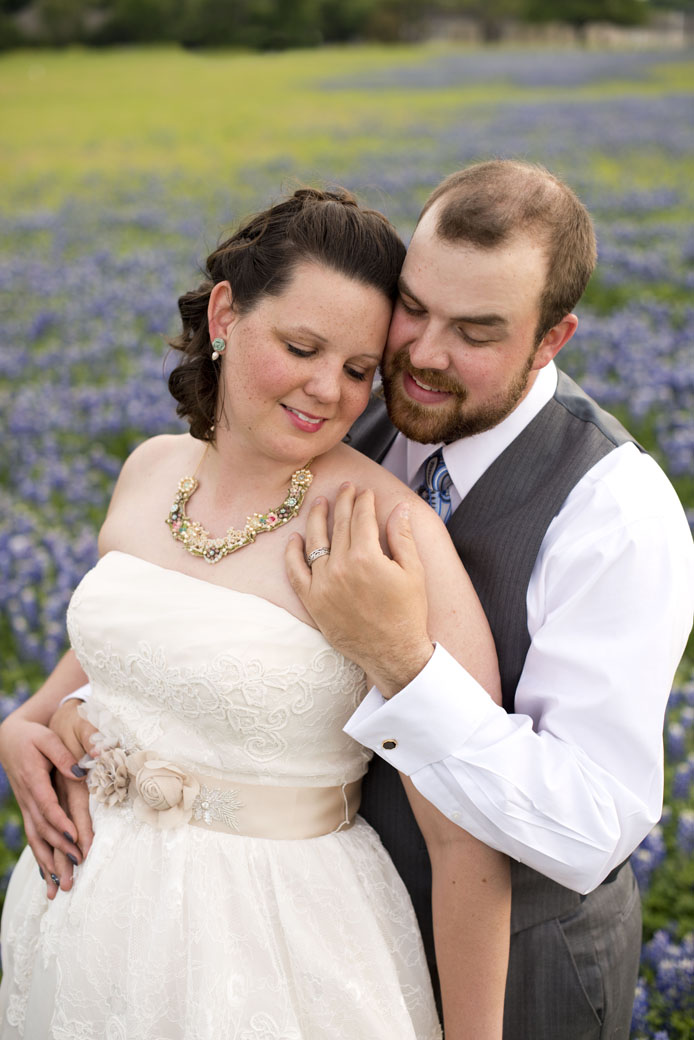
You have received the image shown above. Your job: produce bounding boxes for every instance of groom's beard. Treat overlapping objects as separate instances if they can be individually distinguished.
[381,347,536,444]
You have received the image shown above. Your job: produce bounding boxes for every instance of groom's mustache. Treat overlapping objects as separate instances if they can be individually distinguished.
[385,348,468,399]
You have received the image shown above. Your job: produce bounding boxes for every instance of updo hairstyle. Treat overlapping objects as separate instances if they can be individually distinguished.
[168,187,406,441]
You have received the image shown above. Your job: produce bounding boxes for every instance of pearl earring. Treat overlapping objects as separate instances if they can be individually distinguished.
[211,337,226,361]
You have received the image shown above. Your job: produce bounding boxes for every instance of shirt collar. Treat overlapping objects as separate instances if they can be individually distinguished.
[402,362,558,501]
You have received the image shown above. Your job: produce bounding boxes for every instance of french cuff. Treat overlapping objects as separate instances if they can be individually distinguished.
[58,683,92,708]
[344,642,497,775]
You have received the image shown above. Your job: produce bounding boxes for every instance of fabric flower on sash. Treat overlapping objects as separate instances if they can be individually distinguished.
[126,752,200,830]
[89,747,130,807]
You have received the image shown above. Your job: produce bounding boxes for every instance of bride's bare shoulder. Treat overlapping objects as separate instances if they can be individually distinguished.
[326,448,469,594]
[106,433,200,506]
[98,434,202,554]
[117,433,199,480]
[319,442,424,516]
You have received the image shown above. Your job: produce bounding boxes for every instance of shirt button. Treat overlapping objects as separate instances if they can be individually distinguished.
[381,739,398,751]
[451,811,461,822]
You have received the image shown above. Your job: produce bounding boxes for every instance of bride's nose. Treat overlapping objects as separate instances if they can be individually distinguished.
[303,363,342,404]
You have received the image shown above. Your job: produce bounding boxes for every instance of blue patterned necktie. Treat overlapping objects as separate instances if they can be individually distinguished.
[417,449,453,524]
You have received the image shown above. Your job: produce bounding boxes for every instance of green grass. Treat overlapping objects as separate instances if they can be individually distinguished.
[3,44,694,205]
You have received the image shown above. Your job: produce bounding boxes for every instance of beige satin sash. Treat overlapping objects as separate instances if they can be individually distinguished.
[91,745,362,839]
[186,772,363,839]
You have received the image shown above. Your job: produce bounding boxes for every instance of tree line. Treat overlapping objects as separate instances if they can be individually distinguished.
[0,0,679,50]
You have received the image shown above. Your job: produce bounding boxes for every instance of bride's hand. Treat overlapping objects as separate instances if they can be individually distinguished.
[47,701,97,895]
[0,711,88,896]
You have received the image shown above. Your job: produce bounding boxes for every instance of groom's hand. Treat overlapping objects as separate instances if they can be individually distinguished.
[285,483,434,697]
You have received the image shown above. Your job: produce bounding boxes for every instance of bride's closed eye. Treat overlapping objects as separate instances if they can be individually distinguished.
[286,344,370,382]
[344,366,369,382]
[286,344,314,358]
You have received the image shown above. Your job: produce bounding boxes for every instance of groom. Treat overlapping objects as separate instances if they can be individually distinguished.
[287,160,694,1039]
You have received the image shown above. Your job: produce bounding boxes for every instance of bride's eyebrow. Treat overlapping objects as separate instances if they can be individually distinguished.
[351,352,382,362]
[278,324,329,344]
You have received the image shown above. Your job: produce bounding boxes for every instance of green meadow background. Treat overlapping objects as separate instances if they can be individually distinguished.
[1,42,693,1037]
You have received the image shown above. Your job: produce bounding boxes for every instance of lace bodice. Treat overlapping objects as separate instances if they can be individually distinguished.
[66,552,371,787]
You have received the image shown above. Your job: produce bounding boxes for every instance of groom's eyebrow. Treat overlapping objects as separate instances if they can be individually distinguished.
[398,276,508,329]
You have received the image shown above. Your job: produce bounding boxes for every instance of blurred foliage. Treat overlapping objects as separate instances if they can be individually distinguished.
[526,0,649,29]
[0,0,669,49]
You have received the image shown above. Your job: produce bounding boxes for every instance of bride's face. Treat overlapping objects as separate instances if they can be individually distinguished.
[209,261,392,464]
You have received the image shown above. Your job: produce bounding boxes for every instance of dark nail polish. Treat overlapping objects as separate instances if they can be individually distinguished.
[71,764,87,778]
[50,873,60,886]
[63,831,76,843]
[67,853,78,866]
[39,866,45,880]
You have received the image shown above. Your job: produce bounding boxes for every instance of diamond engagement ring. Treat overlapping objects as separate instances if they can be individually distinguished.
[306,547,331,567]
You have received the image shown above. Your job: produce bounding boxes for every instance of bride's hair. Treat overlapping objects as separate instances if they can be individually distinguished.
[168,186,405,442]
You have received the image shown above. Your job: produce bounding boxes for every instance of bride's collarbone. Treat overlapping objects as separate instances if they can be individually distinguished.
[103,517,308,607]
[100,454,319,608]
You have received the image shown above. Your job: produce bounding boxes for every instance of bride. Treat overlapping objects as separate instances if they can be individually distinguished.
[0,187,509,1039]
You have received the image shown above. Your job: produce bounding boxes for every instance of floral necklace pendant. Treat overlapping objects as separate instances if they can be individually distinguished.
[165,463,313,564]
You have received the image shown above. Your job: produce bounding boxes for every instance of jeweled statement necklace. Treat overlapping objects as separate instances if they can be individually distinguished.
[166,457,313,565]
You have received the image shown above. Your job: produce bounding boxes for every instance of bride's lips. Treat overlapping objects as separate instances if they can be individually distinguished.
[403,370,454,405]
[282,404,327,433]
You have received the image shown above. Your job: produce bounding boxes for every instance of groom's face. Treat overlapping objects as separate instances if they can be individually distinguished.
[381,204,551,444]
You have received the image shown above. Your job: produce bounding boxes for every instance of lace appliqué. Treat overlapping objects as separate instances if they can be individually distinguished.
[68,589,371,785]
[193,784,244,830]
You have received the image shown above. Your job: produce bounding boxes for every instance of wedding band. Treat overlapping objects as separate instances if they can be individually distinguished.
[306,547,331,567]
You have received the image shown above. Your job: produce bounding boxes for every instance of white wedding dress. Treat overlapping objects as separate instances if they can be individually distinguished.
[0,552,441,1040]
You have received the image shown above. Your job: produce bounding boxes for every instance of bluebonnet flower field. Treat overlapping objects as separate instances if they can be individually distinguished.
[1,43,693,1037]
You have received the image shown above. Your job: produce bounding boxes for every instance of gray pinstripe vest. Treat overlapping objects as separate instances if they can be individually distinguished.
[345,370,638,991]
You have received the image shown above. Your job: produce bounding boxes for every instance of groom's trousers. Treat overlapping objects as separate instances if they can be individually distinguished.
[503,863,641,1040]
[361,753,642,1040]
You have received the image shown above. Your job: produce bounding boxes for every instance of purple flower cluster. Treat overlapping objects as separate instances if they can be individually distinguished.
[597,222,694,292]
[324,49,690,91]
[631,825,668,892]
[630,978,651,1037]
[635,678,694,884]
[671,755,694,801]
[631,674,694,1037]
[564,302,694,478]
[0,204,206,681]
[643,930,694,1010]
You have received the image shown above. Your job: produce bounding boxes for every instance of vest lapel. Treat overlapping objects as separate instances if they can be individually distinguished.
[447,370,636,711]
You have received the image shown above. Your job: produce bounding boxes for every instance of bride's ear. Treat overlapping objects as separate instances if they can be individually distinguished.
[208,281,238,342]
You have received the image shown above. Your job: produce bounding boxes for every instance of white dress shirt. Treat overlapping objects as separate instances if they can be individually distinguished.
[345,362,694,894]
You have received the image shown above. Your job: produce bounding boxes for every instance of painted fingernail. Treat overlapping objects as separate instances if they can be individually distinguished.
[38,866,45,880]
[71,764,87,778]
[67,853,79,866]
[63,831,76,843]
[50,873,60,886]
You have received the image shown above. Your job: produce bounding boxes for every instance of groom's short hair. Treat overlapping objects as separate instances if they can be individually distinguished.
[420,160,597,340]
